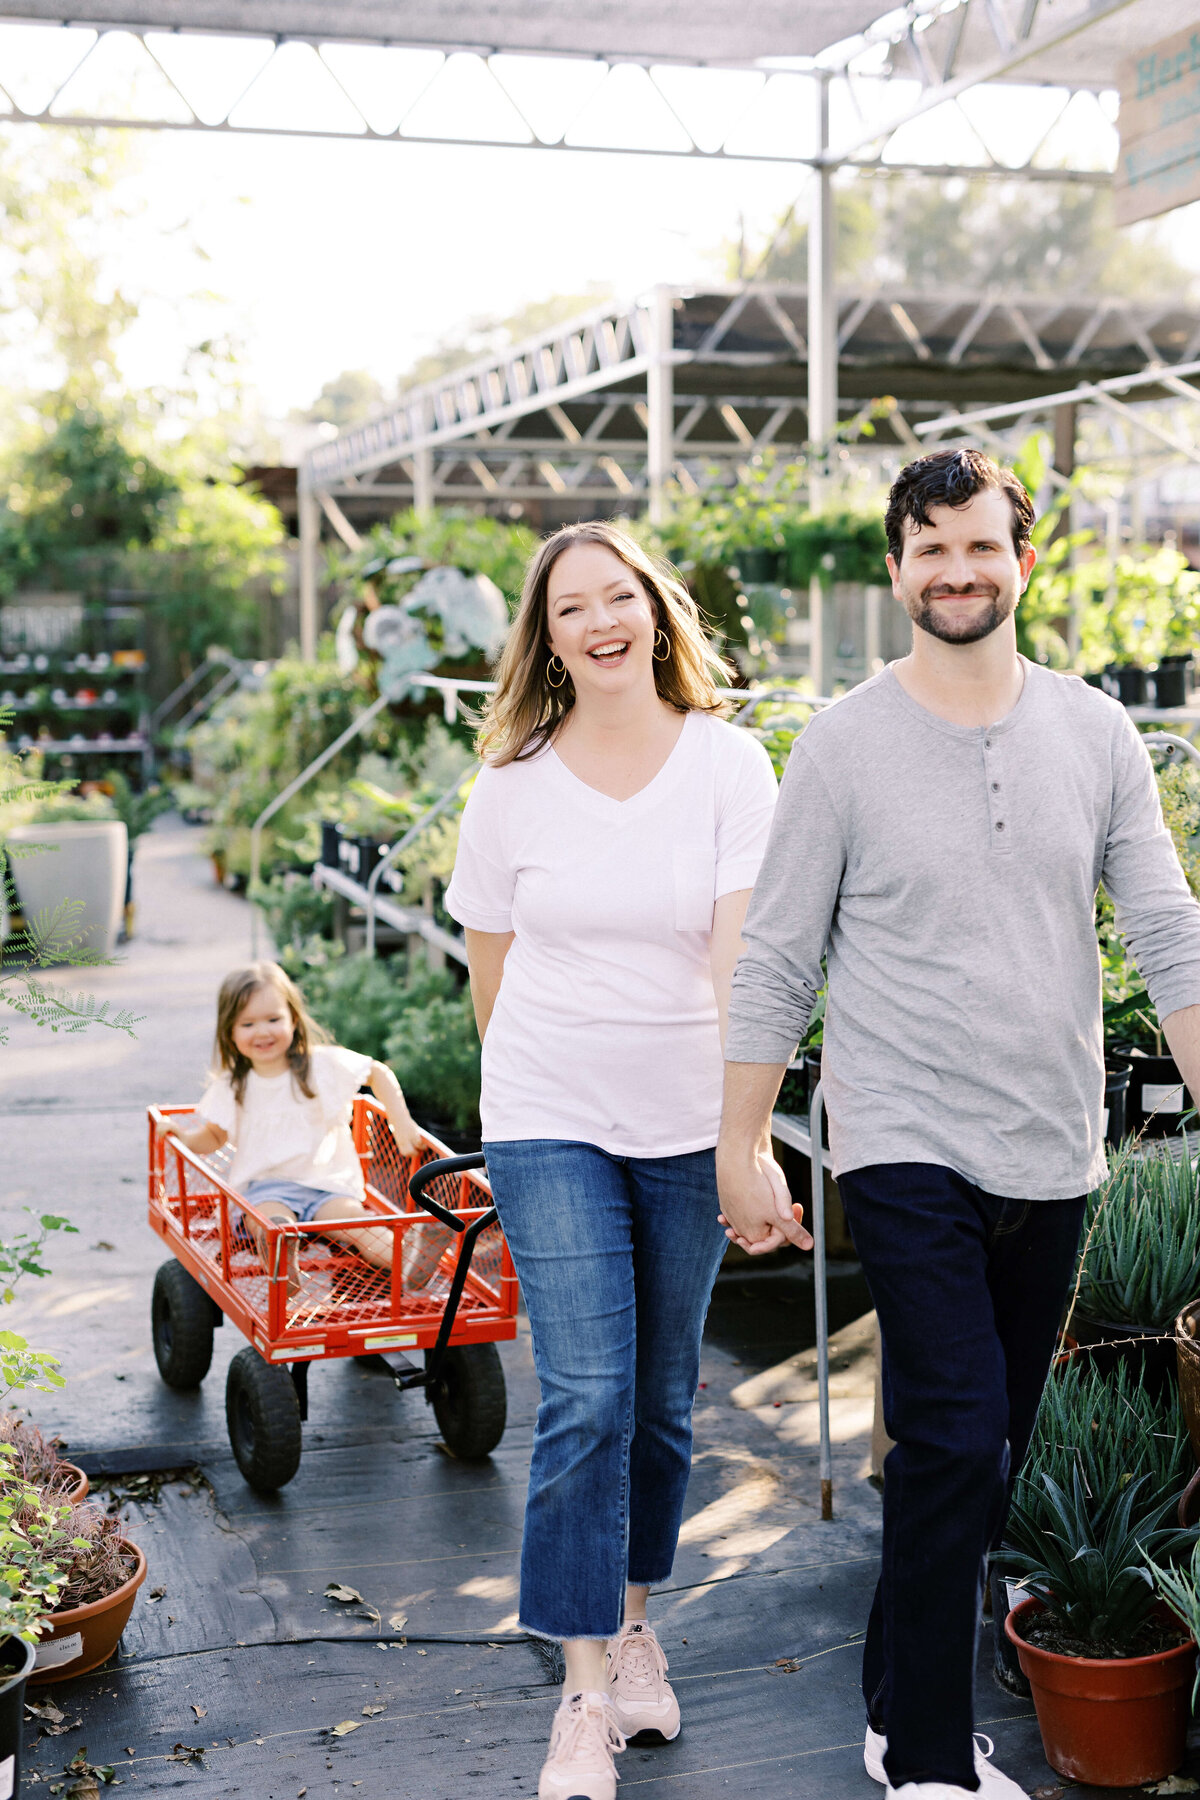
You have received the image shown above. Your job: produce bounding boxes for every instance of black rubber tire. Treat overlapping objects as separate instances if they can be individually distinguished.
[151,1259,216,1389]
[426,1343,507,1459]
[225,1347,303,1491]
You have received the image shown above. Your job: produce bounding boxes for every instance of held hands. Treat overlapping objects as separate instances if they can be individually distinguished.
[716,1144,814,1256]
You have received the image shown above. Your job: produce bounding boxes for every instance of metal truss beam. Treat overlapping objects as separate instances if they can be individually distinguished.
[915,358,1200,438]
[0,15,1117,181]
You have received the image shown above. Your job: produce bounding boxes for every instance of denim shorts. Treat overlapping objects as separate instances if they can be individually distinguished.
[242,1179,342,1223]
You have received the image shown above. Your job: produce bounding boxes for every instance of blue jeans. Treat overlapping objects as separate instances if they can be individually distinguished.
[838,1163,1086,1791]
[482,1140,728,1641]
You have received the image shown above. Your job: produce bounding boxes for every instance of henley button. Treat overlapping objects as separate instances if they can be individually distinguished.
[985,738,992,748]
[991,781,1000,792]
[995,820,1005,832]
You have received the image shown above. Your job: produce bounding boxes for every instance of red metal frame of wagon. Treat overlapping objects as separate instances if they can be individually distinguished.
[147,1096,516,1364]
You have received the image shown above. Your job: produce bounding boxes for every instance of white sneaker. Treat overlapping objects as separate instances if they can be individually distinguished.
[605,1619,681,1742]
[867,1727,1027,1798]
[538,1690,626,1800]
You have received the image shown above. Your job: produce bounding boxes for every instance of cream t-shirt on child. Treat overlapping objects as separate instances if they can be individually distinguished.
[199,1043,372,1198]
[445,710,778,1157]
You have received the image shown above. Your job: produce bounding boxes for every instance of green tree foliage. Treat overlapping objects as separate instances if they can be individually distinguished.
[743,176,1196,300]
[299,368,386,430]
[339,508,536,615]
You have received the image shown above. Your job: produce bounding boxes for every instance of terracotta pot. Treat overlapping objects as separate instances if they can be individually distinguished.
[1005,1596,1196,1787]
[29,1539,147,1685]
[50,1462,88,1506]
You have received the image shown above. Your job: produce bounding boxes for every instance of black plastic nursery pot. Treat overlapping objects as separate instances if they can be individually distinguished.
[1117,1049,1193,1138]
[0,1634,36,1794]
[320,820,341,868]
[1103,1059,1132,1146]
[1107,664,1149,706]
[733,547,783,584]
[1153,661,1191,710]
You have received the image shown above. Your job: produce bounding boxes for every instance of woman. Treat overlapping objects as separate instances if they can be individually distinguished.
[445,521,783,1800]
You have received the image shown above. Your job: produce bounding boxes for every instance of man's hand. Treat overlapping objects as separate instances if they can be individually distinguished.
[716,1144,814,1255]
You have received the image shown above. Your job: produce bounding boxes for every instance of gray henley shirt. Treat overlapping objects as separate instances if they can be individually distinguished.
[725,660,1200,1199]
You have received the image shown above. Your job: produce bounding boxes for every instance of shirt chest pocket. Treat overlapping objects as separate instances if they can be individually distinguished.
[673,848,716,933]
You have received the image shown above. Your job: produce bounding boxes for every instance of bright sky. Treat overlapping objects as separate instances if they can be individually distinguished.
[0,22,1178,426]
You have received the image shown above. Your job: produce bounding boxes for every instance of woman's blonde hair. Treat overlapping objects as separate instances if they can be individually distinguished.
[213,961,330,1106]
[477,521,733,765]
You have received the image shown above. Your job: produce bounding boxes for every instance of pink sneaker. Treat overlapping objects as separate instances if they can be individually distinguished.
[606,1620,680,1742]
[538,1691,625,1800]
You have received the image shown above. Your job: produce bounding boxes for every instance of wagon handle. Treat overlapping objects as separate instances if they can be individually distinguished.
[408,1152,488,1231]
[408,1153,497,1396]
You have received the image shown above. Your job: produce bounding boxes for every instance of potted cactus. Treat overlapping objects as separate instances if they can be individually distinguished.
[1069,1138,1200,1389]
[1001,1468,1197,1787]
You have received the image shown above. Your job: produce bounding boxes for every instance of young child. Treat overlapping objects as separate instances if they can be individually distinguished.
[165,961,444,1295]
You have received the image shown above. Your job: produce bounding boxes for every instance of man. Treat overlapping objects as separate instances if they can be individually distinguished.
[716,447,1200,1800]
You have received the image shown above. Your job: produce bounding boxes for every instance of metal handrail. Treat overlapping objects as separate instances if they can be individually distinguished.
[1143,732,1200,768]
[364,766,477,956]
[172,661,248,738]
[149,649,240,733]
[809,1079,833,1523]
[249,692,391,956]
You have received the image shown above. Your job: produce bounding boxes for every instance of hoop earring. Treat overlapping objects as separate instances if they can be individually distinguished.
[546,653,568,689]
[653,628,671,662]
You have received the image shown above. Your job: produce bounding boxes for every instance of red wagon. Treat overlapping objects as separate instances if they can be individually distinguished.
[147,1098,516,1490]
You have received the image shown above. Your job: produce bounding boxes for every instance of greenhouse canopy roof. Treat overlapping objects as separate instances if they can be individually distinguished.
[1,0,1193,86]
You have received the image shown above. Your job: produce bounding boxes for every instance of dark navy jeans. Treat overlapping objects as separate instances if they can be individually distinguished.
[482,1139,727,1642]
[837,1163,1086,1792]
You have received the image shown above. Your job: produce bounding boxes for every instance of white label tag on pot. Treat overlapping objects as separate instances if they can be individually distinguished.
[34,1631,82,1670]
[1144,1082,1184,1114]
[0,1752,13,1799]
[1004,1581,1029,1614]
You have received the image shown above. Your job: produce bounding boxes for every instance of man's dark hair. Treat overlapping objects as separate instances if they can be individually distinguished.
[884,448,1035,565]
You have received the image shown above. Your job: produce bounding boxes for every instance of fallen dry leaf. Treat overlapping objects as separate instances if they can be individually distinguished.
[324,1583,365,1605]
[190,1705,207,1719]
[330,1720,361,1738]
[65,1780,99,1800]
[123,1751,134,1760]
[416,1648,427,1656]
[93,1241,116,1251]
[1147,1780,1200,1797]
[387,1611,408,1632]
[168,1744,205,1765]
[361,1704,385,1717]
[147,1588,166,1603]
[26,1701,65,1725]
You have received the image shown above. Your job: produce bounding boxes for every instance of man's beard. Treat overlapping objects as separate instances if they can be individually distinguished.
[903,584,1015,646]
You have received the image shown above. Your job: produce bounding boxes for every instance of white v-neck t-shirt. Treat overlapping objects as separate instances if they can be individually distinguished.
[445,710,777,1157]
[198,1043,373,1197]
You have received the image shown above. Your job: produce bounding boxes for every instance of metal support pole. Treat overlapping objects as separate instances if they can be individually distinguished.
[647,284,675,527]
[413,399,435,521]
[809,1079,833,1521]
[807,74,837,513]
[298,463,320,663]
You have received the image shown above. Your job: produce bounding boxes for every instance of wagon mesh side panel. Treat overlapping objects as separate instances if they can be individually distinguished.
[150,1103,512,1346]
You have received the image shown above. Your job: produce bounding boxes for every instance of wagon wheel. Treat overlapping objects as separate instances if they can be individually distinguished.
[226,1347,302,1491]
[151,1259,216,1389]
[425,1343,507,1460]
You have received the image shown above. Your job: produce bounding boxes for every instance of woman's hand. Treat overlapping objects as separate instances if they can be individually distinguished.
[715,1144,813,1255]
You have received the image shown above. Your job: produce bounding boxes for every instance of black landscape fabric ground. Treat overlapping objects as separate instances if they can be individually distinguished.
[3,821,1198,1797]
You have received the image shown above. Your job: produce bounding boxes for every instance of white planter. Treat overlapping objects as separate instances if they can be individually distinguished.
[4,821,128,958]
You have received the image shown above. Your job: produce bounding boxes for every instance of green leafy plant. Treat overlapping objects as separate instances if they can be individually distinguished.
[0,1453,74,1642]
[0,1210,76,1306]
[294,951,459,1067]
[1072,1138,1200,1330]
[999,1467,1194,1657]
[103,769,172,846]
[384,988,481,1133]
[1008,1354,1190,1543]
[1147,1537,1200,1702]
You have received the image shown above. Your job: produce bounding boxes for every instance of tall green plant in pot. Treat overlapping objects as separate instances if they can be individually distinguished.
[1068,1138,1200,1386]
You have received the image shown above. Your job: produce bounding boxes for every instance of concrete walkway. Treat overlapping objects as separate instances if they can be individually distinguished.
[0,820,1164,1798]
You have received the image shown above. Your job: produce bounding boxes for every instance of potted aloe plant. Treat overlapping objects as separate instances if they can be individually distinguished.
[1069,1138,1200,1388]
[1000,1468,1197,1786]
